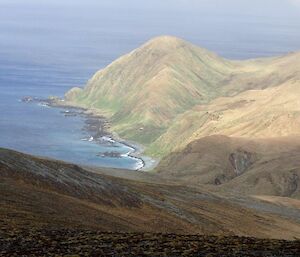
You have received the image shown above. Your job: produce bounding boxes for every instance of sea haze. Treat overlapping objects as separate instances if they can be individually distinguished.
[0,0,299,169]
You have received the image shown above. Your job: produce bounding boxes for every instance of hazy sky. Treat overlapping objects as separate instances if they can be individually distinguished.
[0,0,299,68]
[1,0,300,13]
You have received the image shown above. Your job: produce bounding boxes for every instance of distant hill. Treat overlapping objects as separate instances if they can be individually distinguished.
[65,36,234,144]
[65,36,300,157]
[1,148,300,239]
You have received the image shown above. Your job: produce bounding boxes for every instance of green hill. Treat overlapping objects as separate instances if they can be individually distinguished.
[65,36,300,156]
[65,36,234,144]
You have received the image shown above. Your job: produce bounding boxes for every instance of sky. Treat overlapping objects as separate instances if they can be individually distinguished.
[0,0,299,67]
[290,0,300,6]
[1,0,300,12]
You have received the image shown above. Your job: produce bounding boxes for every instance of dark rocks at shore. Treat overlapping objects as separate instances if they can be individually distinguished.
[97,151,122,158]
[83,117,111,141]
[1,230,299,257]
[21,96,85,111]
[60,110,81,117]
[21,96,52,106]
[21,96,61,105]
[21,96,35,102]
[20,95,145,167]
[21,95,110,138]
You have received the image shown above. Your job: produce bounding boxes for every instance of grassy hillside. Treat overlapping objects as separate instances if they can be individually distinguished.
[65,35,300,155]
[65,36,235,144]
[1,148,300,239]
[147,68,300,156]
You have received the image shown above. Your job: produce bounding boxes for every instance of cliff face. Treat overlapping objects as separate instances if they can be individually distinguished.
[229,150,257,176]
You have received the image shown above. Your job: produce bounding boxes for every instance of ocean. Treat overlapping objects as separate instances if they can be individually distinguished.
[0,0,300,169]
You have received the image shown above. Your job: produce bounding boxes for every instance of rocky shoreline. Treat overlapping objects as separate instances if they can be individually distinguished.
[21,96,148,171]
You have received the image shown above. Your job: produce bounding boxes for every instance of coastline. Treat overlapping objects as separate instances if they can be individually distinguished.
[58,100,159,171]
[112,134,160,171]
[22,96,158,171]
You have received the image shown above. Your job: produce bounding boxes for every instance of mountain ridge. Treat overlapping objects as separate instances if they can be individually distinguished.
[64,35,300,156]
[65,35,235,144]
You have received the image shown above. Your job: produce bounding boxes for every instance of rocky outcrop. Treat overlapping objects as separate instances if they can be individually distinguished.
[229,149,257,176]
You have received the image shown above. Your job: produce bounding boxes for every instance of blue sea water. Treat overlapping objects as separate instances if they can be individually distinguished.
[0,0,300,169]
[0,62,142,169]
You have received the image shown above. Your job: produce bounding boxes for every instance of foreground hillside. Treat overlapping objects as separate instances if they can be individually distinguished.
[1,148,300,240]
[64,35,300,157]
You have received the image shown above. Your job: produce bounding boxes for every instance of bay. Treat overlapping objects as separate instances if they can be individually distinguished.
[0,0,299,169]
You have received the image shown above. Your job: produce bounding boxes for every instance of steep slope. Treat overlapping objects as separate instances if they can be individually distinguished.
[1,148,300,239]
[148,72,300,156]
[65,36,234,144]
[65,36,300,149]
[156,135,300,199]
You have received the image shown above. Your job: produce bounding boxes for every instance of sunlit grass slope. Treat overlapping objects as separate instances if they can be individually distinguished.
[65,36,300,155]
[65,36,234,144]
